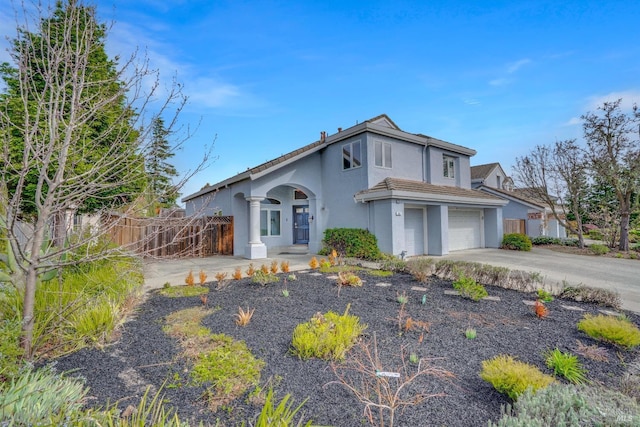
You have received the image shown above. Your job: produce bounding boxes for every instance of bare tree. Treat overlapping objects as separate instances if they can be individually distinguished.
[582,99,640,251]
[513,140,588,248]
[0,1,211,358]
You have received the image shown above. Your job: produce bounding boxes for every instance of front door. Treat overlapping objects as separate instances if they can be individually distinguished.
[293,206,309,244]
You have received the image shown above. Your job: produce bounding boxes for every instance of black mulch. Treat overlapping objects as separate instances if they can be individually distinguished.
[51,270,640,426]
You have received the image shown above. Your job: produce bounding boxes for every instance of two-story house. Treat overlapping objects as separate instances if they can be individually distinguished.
[471,162,566,238]
[183,115,507,259]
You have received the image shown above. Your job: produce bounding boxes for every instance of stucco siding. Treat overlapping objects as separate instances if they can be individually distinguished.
[367,135,424,184]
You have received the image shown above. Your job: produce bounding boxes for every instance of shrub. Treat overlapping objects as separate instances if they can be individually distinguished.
[490,383,639,427]
[253,388,312,427]
[185,270,195,286]
[536,289,554,302]
[322,228,382,261]
[501,233,532,251]
[589,243,610,255]
[577,314,640,349]
[291,304,366,360]
[480,355,555,400]
[0,317,24,381]
[337,271,363,287]
[379,254,407,272]
[544,348,587,384]
[559,285,621,309]
[531,236,560,246]
[252,270,279,286]
[452,274,488,301]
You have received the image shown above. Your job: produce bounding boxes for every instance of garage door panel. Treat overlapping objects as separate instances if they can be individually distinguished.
[449,210,481,251]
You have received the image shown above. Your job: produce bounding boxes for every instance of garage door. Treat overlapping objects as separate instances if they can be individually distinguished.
[404,208,424,256]
[449,209,482,251]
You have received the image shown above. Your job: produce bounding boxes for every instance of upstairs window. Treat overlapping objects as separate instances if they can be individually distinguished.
[443,155,455,179]
[374,140,392,168]
[342,140,362,170]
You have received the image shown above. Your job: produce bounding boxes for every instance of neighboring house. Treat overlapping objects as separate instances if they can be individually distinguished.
[183,115,508,259]
[471,162,566,238]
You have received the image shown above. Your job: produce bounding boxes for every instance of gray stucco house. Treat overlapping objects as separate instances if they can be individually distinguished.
[183,115,508,259]
[471,162,566,238]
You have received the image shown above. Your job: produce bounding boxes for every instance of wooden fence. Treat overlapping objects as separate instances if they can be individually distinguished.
[106,214,234,258]
[504,219,526,235]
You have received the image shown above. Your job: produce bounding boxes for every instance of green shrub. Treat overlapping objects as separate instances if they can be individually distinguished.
[589,243,610,255]
[588,229,604,240]
[322,228,382,261]
[379,253,407,272]
[531,236,561,246]
[452,274,488,301]
[253,388,313,427]
[252,270,280,285]
[559,285,621,309]
[490,383,639,427]
[291,304,366,360]
[536,289,554,303]
[501,234,532,251]
[544,349,587,384]
[480,355,555,400]
[577,314,640,349]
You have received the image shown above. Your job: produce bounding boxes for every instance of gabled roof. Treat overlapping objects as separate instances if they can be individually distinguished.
[183,114,477,202]
[354,178,507,206]
[470,163,500,181]
[476,185,547,210]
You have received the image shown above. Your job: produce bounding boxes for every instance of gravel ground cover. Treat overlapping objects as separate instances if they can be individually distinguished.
[52,269,640,426]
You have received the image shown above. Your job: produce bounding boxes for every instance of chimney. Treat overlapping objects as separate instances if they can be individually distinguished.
[338,127,342,132]
[320,131,326,142]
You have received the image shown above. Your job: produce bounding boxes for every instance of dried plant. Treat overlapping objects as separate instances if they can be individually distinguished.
[534,300,548,318]
[200,294,208,306]
[232,267,243,280]
[215,272,229,290]
[309,257,319,269]
[403,317,430,334]
[235,307,255,327]
[185,270,195,286]
[329,250,337,266]
[198,270,207,285]
[270,261,279,274]
[246,264,256,277]
[573,340,609,362]
[327,333,454,427]
[260,264,269,274]
[337,271,363,287]
[280,261,290,273]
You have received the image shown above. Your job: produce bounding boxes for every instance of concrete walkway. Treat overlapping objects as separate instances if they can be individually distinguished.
[440,247,640,313]
[142,247,315,293]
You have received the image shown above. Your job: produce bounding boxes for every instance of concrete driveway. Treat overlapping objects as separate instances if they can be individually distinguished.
[440,247,640,313]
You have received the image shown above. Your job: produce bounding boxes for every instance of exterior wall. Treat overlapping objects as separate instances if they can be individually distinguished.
[426,205,448,255]
[483,208,503,248]
[370,200,394,254]
[482,166,507,190]
[425,146,472,188]
[367,135,425,184]
[502,201,529,223]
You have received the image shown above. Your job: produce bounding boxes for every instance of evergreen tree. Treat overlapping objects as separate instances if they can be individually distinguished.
[146,117,179,212]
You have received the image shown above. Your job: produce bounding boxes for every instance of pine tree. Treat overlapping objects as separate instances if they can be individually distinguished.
[146,117,179,213]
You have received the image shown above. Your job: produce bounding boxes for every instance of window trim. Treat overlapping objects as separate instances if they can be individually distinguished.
[443,155,456,179]
[342,140,362,170]
[260,208,281,237]
[374,140,392,168]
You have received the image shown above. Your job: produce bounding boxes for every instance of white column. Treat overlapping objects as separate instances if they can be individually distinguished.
[245,196,267,259]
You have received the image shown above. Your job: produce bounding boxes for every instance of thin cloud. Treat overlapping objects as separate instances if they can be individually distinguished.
[489,78,510,87]
[507,58,532,73]
[585,91,640,111]
[563,117,581,126]
[463,98,481,106]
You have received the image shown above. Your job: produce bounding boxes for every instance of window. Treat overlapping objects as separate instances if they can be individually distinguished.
[496,175,501,189]
[260,209,281,236]
[342,140,361,170]
[374,140,392,168]
[443,155,455,179]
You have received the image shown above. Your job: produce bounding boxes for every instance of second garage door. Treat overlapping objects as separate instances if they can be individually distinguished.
[448,209,482,251]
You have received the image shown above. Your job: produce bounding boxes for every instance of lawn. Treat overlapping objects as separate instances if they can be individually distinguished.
[52,267,640,426]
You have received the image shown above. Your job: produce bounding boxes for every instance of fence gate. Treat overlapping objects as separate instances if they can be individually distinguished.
[106,214,234,258]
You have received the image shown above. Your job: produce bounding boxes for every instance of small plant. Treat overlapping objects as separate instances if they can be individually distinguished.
[536,288,554,302]
[501,233,532,251]
[559,285,621,309]
[396,291,409,304]
[452,273,488,301]
[589,243,610,255]
[337,271,363,287]
[421,294,427,305]
[270,260,279,274]
[252,270,280,285]
[319,258,332,271]
[198,269,207,285]
[308,256,319,269]
[534,300,549,319]
[328,249,338,266]
[480,354,555,400]
[232,267,242,280]
[572,339,609,362]
[246,263,256,277]
[288,273,297,281]
[215,271,229,290]
[291,304,366,360]
[409,352,419,364]
[465,327,477,339]
[577,314,640,349]
[403,317,430,333]
[544,348,587,384]
[253,388,313,427]
[185,270,195,286]
[200,294,208,306]
[282,289,290,297]
[280,260,290,273]
[260,264,269,274]
[235,306,255,326]
[163,281,171,289]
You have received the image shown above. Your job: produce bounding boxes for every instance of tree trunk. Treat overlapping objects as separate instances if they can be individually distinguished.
[619,205,630,252]
[21,265,38,359]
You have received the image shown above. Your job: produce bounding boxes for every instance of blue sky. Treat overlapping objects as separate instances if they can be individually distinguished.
[2,1,639,202]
